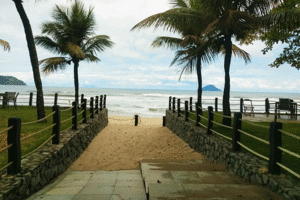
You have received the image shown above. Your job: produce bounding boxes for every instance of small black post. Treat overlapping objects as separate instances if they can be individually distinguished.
[90,97,94,119]
[240,98,243,114]
[169,96,172,110]
[52,105,60,144]
[163,116,166,126]
[7,117,21,175]
[185,101,189,121]
[54,93,58,106]
[265,98,270,117]
[215,98,218,112]
[103,95,106,109]
[196,102,200,126]
[172,97,176,113]
[135,115,138,126]
[232,112,242,152]
[207,106,213,135]
[269,122,283,174]
[81,94,84,108]
[100,95,103,111]
[190,97,193,112]
[95,96,99,114]
[72,101,78,130]
[82,99,87,123]
[29,92,33,106]
[177,99,181,117]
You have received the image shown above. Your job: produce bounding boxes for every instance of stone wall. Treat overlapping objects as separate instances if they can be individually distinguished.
[0,109,108,200]
[166,110,300,200]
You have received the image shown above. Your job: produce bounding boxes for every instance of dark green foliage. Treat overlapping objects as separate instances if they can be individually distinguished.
[0,75,26,85]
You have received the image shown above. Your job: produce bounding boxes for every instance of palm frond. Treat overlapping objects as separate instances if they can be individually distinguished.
[34,36,62,55]
[151,36,183,50]
[82,35,114,55]
[170,0,189,8]
[66,43,86,60]
[39,57,70,75]
[0,39,10,51]
[84,54,100,63]
[230,44,251,64]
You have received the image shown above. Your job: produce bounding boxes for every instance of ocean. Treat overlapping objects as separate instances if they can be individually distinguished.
[1,85,300,118]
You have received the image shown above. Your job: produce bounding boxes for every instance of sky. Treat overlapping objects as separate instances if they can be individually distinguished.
[0,0,299,93]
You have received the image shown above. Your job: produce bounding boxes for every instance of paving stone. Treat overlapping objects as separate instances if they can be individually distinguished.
[72,194,111,200]
[117,173,143,181]
[113,186,146,195]
[90,171,118,181]
[149,183,186,198]
[32,195,75,200]
[54,180,89,188]
[86,178,116,187]
[115,180,145,188]
[45,186,83,195]
[78,185,114,195]
[62,173,93,181]
[111,194,147,200]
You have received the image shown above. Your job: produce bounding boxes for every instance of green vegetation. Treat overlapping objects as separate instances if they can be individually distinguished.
[186,110,300,178]
[0,106,90,169]
[0,75,26,86]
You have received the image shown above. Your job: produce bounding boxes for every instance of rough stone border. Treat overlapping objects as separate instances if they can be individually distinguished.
[165,110,300,200]
[0,109,108,200]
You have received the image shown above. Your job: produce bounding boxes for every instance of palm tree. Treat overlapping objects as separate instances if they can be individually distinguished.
[12,0,46,120]
[0,39,10,51]
[35,0,114,106]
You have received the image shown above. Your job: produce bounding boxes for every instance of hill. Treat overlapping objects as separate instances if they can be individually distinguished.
[203,84,221,91]
[0,75,26,85]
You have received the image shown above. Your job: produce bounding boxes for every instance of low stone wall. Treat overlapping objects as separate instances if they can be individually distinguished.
[166,110,300,200]
[0,109,108,200]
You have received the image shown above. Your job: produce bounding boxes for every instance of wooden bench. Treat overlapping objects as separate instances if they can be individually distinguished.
[243,99,254,117]
[2,92,19,109]
[276,98,297,119]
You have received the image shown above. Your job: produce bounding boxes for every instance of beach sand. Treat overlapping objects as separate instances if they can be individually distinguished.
[68,115,210,171]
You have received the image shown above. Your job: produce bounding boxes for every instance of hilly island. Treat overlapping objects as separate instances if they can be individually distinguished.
[203,84,221,91]
[0,75,26,85]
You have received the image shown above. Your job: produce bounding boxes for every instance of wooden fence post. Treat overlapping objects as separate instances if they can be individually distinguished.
[173,97,176,113]
[196,102,200,126]
[185,101,189,121]
[190,97,193,112]
[163,116,166,126]
[52,105,60,144]
[83,99,87,123]
[81,94,84,108]
[103,95,106,108]
[215,98,218,112]
[177,99,181,117]
[100,95,103,111]
[90,97,94,119]
[265,98,270,117]
[54,93,58,106]
[207,106,213,135]
[135,115,138,126]
[240,98,243,114]
[29,92,33,106]
[268,121,283,174]
[72,101,77,130]
[95,96,99,114]
[7,117,21,175]
[169,96,172,110]
[232,112,242,152]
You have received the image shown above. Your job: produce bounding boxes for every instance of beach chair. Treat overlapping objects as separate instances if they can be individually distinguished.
[276,98,297,119]
[5,92,19,109]
[243,99,254,117]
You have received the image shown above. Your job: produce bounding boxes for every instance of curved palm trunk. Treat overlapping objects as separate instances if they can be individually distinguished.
[74,60,79,106]
[196,54,202,109]
[222,34,232,126]
[13,0,46,120]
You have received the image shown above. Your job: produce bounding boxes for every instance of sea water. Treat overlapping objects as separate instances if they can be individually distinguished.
[0,85,300,118]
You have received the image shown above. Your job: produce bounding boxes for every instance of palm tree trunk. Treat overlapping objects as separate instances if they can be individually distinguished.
[13,0,46,120]
[74,60,79,106]
[222,34,232,126]
[196,54,202,109]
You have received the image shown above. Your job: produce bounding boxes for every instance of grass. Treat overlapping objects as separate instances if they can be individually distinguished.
[185,110,300,179]
[0,105,91,170]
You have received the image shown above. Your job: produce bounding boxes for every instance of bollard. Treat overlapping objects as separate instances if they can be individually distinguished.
[103,95,106,108]
[215,98,218,112]
[269,122,283,174]
[185,101,189,121]
[95,96,99,114]
[265,98,270,117]
[90,97,94,119]
[163,116,166,127]
[29,92,33,106]
[177,99,181,117]
[169,96,172,110]
[54,93,58,106]
[135,115,138,126]
[172,97,176,113]
[190,97,193,112]
[7,117,21,175]
[207,106,213,135]
[240,98,243,114]
[100,95,103,111]
[82,99,87,123]
[196,102,200,126]
[72,101,78,130]
[52,105,60,144]
[232,112,242,152]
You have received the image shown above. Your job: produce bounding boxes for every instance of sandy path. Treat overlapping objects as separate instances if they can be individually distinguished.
[68,115,210,171]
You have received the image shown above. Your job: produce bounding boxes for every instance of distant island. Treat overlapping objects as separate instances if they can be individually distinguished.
[0,75,26,85]
[203,84,221,91]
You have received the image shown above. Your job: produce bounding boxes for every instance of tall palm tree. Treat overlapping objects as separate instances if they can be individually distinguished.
[0,39,10,51]
[12,0,46,120]
[35,0,114,106]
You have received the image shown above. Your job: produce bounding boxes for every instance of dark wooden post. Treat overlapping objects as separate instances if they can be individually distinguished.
[169,96,172,110]
[232,112,242,152]
[54,93,58,106]
[207,106,213,135]
[52,105,60,144]
[177,99,181,117]
[29,92,33,106]
[100,95,103,111]
[7,117,21,175]
[72,101,77,130]
[268,122,283,174]
[90,97,94,119]
[103,95,106,108]
[81,94,84,108]
[240,98,243,114]
[215,98,218,112]
[190,97,193,112]
[265,98,270,117]
[196,102,200,126]
[135,115,138,126]
[82,99,87,123]
[95,96,99,114]
[163,116,166,126]
[185,101,189,121]
[172,97,176,113]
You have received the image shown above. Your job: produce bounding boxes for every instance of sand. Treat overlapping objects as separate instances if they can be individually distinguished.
[68,115,210,171]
